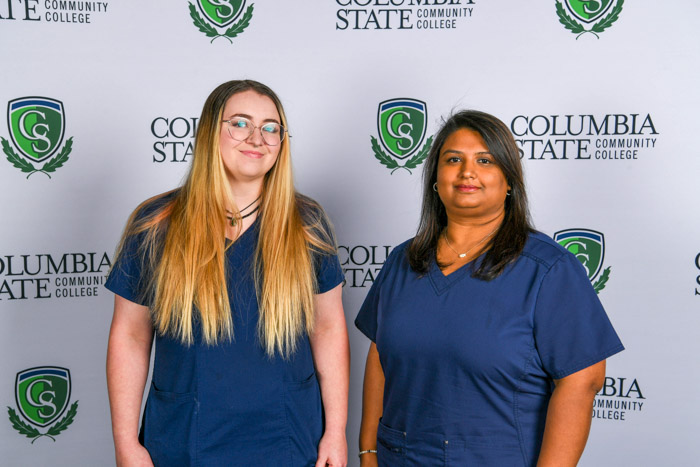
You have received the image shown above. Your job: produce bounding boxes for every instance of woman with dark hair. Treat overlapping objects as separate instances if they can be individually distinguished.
[106,80,349,466]
[355,110,623,466]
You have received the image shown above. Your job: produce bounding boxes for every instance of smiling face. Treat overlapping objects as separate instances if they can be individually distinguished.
[436,128,510,221]
[219,89,282,188]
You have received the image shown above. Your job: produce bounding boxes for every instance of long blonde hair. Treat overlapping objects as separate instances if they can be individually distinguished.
[114,80,335,358]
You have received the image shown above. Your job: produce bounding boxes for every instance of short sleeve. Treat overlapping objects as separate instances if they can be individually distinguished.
[105,192,176,305]
[308,206,344,294]
[105,231,152,306]
[314,250,344,294]
[534,252,624,379]
[354,281,380,342]
[354,243,405,342]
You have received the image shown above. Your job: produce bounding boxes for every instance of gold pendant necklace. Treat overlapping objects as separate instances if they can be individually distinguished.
[443,227,498,259]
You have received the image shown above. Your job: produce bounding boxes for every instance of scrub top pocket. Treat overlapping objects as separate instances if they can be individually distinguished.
[447,439,523,466]
[377,419,406,467]
[142,382,198,467]
[443,439,466,466]
[284,372,323,465]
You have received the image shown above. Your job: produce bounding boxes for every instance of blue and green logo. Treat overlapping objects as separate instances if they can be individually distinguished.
[554,228,611,293]
[189,0,254,44]
[556,0,624,39]
[7,366,79,443]
[2,97,73,178]
[371,98,433,174]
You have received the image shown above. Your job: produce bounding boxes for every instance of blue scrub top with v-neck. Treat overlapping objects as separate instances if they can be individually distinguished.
[106,196,344,467]
[355,232,623,466]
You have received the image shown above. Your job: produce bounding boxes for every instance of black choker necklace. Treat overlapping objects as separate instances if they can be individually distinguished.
[226,196,261,227]
[226,205,259,226]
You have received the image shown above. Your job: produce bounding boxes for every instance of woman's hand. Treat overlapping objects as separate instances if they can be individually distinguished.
[315,428,348,467]
[359,451,379,467]
[115,441,154,467]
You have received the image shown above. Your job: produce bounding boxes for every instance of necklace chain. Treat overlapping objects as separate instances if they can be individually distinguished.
[226,195,261,227]
[443,227,498,259]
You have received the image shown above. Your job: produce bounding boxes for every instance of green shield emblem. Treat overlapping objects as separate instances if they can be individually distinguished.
[377,99,427,160]
[197,0,245,27]
[554,229,605,280]
[564,0,614,23]
[15,367,71,428]
[8,97,65,163]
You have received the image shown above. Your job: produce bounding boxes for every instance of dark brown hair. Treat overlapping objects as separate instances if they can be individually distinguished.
[407,110,533,280]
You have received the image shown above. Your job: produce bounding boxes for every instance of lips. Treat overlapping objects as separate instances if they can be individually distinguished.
[455,184,480,192]
[240,150,264,159]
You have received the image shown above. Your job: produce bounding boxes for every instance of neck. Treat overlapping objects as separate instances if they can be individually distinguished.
[445,209,505,238]
[227,178,263,212]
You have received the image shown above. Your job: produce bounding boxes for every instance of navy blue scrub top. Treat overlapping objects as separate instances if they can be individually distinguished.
[355,232,623,467]
[106,197,344,467]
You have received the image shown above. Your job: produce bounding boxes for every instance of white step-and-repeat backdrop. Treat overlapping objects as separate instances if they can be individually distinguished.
[2,1,699,465]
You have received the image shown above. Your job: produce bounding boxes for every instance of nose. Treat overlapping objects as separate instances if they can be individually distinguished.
[460,158,476,178]
[246,126,264,146]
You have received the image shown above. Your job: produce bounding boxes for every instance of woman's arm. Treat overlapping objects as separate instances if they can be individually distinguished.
[358,342,384,467]
[106,295,155,467]
[310,284,350,467]
[537,360,606,467]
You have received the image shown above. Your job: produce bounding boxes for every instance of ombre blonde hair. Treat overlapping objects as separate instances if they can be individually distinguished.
[114,80,336,358]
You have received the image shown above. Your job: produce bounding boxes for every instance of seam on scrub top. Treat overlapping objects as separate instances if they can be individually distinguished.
[517,252,553,465]
[519,250,559,270]
[194,334,200,465]
[514,344,538,467]
[530,252,566,332]
[282,381,294,466]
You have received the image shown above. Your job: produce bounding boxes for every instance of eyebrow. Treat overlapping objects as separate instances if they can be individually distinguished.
[228,113,280,124]
[441,149,492,156]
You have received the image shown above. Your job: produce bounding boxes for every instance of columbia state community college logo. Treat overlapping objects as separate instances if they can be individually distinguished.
[594,376,645,421]
[371,99,433,174]
[556,0,624,39]
[7,366,79,443]
[2,97,73,178]
[189,0,254,44]
[0,1,109,24]
[554,229,611,294]
[335,0,477,30]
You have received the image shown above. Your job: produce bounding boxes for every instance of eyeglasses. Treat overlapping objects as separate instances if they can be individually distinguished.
[221,116,287,146]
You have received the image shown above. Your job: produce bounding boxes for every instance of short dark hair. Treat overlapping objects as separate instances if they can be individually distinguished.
[407,110,533,280]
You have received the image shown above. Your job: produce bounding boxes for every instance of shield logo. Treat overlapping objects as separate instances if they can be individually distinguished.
[8,97,65,163]
[377,99,427,160]
[564,0,614,24]
[197,0,245,28]
[15,367,71,428]
[554,229,605,281]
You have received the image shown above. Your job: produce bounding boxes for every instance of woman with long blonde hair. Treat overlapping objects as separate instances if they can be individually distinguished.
[106,80,349,467]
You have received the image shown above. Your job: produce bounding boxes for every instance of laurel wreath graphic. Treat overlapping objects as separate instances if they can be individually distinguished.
[372,135,433,175]
[2,137,72,179]
[7,401,79,443]
[593,266,611,293]
[556,0,624,39]
[188,2,254,44]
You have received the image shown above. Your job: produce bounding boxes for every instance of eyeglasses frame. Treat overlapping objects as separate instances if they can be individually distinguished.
[221,117,288,146]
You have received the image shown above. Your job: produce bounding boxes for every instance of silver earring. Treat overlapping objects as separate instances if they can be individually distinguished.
[506,190,512,196]
[433,183,438,192]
